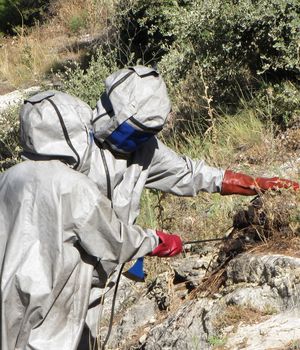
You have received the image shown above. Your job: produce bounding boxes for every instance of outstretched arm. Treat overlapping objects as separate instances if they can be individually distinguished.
[145,139,299,197]
[145,139,224,196]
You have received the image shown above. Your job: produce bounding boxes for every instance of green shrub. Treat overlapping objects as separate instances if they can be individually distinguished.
[113,0,300,129]
[0,0,50,34]
[0,105,21,172]
[116,0,186,65]
[69,12,88,34]
[57,0,300,128]
[56,48,118,107]
[157,0,300,126]
[207,335,227,347]
[248,81,300,127]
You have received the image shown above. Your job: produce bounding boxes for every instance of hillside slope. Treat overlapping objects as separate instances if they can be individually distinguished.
[0,1,299,348]
[97,191,300,350]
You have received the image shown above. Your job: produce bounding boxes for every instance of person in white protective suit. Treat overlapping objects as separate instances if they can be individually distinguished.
[90,65,299,228]
[80,65,300,345]
[0,91,182,350]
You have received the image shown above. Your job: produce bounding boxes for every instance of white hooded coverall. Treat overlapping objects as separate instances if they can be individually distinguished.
[82,66,226,344]
[90,66,225,225]
[0,91,159,350]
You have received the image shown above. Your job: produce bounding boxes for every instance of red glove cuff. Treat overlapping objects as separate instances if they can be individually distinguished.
[149,231,183,257]
[221,170,299,196]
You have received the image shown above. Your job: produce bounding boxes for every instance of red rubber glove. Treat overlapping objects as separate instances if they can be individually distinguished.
[149,231,183,257]
[221,170,299,196]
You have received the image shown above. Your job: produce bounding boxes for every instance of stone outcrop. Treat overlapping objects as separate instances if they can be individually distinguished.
[100,249,300,350]
[0,86,40,112]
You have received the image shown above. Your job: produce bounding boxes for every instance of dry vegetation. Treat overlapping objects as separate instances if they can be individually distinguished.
[213,304,274,332]
[139,109,299,242]
[186,189,300,299]
[0,3,299,349]
[0,0,116,90]
[52,0,113,35]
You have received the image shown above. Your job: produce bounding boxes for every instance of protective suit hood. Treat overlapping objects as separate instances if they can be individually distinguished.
[93,66,171,153]
[20,90,93,173]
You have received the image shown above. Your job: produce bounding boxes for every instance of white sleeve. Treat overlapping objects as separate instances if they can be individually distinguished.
[65,176,159,263]
[145,139,225,195]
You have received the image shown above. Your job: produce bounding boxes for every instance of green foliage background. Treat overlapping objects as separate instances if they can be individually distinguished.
[57,0,300,130]
[0,0,50,33]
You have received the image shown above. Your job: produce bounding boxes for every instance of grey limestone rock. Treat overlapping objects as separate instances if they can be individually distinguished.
[101,252,300,349]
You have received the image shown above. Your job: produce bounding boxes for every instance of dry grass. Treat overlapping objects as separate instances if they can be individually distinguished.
[0,26,62,88]
[138,110,299,282]
[208,305,278,349]
[157,113,294,241]
[147,114,271,242]
[151,193,247,242]
[269,339,300,350]
[221,189,300,259]
[165,111,278,173]
[214,304,272,332]
[0,0,116,89]
[205,112,275,169]
[190,189,300,298]
[52,0,116,36]
[248,190,300,257]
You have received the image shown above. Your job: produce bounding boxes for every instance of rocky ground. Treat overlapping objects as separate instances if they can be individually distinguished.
[98,192,300,350]
[0,86,41,113]
[97,249,300,350]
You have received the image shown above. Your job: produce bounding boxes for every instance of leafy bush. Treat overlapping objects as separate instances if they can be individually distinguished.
[248,81,300,127]
[56,48,118,107]
[156,0,300,125]
[0,0,50,33]
[116,0,185,65]
[0,105,21,172]
[108,0,299,129]
[57,0,300,127]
